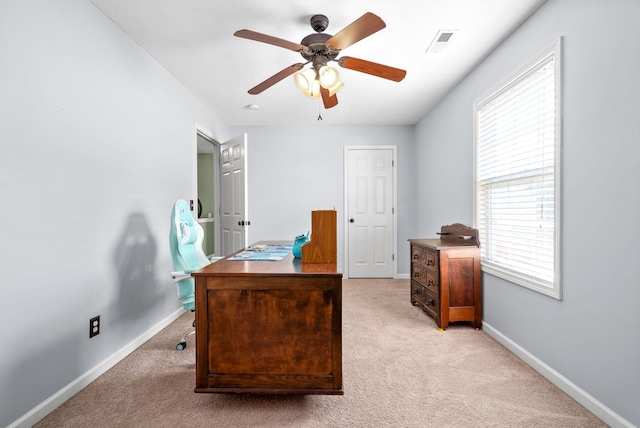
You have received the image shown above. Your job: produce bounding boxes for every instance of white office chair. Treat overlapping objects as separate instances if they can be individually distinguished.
[169,199,213,351]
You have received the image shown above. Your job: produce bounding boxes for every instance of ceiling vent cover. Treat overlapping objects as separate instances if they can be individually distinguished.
[426,30,458,53]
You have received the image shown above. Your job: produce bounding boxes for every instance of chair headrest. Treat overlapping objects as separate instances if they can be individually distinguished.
[173,199,194,226]
[179,222,198,245]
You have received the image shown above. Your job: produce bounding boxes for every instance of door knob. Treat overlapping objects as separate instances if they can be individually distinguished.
[349,218,355,223]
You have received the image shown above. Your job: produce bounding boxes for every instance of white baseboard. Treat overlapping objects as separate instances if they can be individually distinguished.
[9,308,186,428]
[483,322,634,428]
[12,313,632,428]
[396,273,410,279]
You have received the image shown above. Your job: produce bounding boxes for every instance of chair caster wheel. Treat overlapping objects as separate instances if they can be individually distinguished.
[176,341,187,351]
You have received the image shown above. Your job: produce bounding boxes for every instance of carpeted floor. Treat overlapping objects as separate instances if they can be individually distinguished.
[36,279,606,427]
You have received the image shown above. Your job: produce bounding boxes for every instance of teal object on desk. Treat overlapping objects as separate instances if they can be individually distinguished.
[292,232,309,258]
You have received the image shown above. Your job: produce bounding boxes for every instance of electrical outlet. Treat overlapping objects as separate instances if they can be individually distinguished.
[90,316,100,338]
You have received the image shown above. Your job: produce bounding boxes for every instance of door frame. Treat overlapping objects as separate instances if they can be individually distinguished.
[343,145,398,279]
[194,123,221,256]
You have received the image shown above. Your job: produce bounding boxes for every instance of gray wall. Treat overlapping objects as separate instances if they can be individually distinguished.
[230,125,417,273]
[3,0,638,426]
[414,0,639,425]
[0,1,230,426]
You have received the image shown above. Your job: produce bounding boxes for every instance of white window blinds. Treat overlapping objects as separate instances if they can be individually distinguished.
[474,39,562,299]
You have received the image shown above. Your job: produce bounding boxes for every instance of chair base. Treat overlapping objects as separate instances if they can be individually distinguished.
[176,318,196,351]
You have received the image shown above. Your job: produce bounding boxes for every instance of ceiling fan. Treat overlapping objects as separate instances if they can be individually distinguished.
[234,12,407,109]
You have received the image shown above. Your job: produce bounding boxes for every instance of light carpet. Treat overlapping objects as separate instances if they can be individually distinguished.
[36,279,606,427]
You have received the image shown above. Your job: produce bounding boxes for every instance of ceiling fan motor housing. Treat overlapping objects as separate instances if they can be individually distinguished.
[310,14,329,32]
[300,33,339,68]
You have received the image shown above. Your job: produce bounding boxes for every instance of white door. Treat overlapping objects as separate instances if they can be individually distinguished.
[220,134,248,255]
[345,147,395,278]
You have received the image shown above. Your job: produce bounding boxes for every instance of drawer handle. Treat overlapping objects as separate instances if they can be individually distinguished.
[413,254,419,260]
[427,260,434,266]
[427,279,434,287]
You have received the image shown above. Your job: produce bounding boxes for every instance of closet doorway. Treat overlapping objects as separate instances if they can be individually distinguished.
[344,145,397,278]
[196,131,220,258]
[195,128,248,258]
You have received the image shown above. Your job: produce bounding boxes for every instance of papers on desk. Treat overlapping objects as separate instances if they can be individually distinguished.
[228,245,292,261]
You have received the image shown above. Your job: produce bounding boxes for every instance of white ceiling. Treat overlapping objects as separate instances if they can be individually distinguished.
[89,0,545,126]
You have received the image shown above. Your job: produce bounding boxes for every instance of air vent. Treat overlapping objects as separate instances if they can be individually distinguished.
[425,30,458,54]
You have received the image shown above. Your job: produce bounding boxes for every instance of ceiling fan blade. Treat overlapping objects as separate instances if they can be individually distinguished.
[337,56,406,82]
[248,63,305,94]
[234,29,307,52]
[320,87,338,109]
[326,12,386,51]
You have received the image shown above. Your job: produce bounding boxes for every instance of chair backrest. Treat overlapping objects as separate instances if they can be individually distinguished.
[169,199,210,310]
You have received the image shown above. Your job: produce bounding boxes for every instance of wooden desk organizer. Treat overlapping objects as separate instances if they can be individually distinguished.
[301,210,337,263]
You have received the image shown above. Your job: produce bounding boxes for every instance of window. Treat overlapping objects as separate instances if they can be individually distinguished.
[474,39,562,299]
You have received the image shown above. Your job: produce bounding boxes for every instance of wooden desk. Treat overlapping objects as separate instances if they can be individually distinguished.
[192,242,343,395]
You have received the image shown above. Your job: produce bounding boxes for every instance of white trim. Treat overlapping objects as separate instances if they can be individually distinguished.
[8,308,186,428]
[194,122,217,213]
[483,322,634,428]
[242,133,249,248]
[343,145,398,279]
[195,124,223,257]
[473,37,563,300]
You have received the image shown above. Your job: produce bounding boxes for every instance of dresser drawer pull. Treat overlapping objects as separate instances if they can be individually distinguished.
[426,259,435,266]
[425,299,435,307]
[413,272,419,278]
[427,279,435,287]
[413,254,419,260]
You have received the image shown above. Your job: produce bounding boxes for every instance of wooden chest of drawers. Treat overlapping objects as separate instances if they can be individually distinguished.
[409,224,482,330]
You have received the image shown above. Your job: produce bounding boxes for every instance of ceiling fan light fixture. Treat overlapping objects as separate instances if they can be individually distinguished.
[294,65,343,99]
[318,65,339,88]
[294,68,316,91]
[294,68,322,98]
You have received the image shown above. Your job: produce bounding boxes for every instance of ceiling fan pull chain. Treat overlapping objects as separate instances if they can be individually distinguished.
[317,99,323,121]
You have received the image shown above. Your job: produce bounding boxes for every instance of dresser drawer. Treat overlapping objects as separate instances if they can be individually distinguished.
[411,280,425,305]
[411,245,437,270]
[411,264,438,291]
[411,281,439,318]
[422,288,439,318]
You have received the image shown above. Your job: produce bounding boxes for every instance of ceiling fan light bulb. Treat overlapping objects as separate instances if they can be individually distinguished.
[294,69,312,91]
[319,66,339,88]
[308,78,321,98]
[293,69,321,98]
